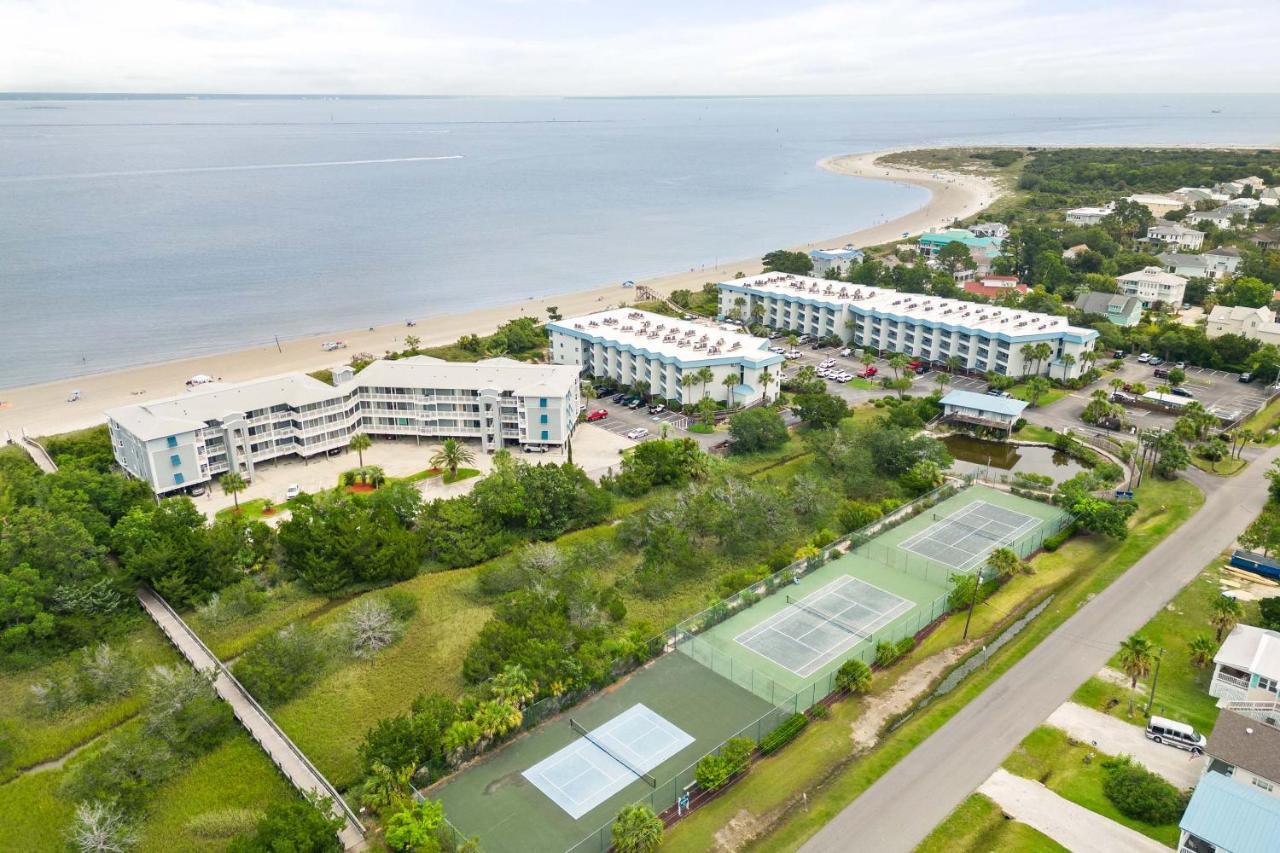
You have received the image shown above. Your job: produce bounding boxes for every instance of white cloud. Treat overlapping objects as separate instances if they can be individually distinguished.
[1,0,1278,94]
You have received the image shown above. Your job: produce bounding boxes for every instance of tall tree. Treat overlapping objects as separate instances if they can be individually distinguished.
[1210,594,1243,642]
[348,432,372,467]
[430,439,475,478]
[1117,633,1155,715]
[220,472,247,511]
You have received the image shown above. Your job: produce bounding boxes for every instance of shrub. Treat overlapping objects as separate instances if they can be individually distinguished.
[1042,524,1075,552]
[874,640,902,668]
[186,809,263,840]
[1101,755,1188,825]
[836,500,883,534]
[227,796,343,853]
[835,658,872,694]
[197,579,268,627]
[611,803,663,853]
[1260,596,1280,631]
[342,598,406,659]
[694,752,731,791]
[728,408,789,454]
[232,623,330,707]
[760,712,808,754]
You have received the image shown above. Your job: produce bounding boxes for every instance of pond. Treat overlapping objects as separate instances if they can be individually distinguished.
[942,433,1088,481]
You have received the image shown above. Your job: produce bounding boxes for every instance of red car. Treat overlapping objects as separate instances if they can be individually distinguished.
[586,409,609,422]
[858,366,878,379]
[908,359,926,370]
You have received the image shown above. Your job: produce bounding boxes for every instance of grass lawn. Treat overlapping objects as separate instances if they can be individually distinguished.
[917,793,1067,853]
[663,476,1202,851]
[0,766,76,852]
[1013,423,1059,444]
[1071,556,1257,735]
[1003,726,1182,847]
[688,423,715,434]
[1242,395,1280,443]
[214,497,293,522]
[1009,382,1068,408]
[843,377,878,390]
[1190,454,1247,476]
[442,467,480,485]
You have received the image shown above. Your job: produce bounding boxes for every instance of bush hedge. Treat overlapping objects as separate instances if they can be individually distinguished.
[760,713,808,754]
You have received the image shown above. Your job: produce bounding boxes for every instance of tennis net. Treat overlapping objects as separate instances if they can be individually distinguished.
[931,512,1019,544]
[569,719,657,787]
[786,596,871,639]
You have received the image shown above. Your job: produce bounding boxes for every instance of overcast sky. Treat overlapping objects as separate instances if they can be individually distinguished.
[3,0,1280,96]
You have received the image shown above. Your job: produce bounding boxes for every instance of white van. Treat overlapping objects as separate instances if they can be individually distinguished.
[1146,716,1206,753]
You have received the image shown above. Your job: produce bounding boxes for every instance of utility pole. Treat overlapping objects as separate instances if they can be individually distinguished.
[1146,647,1165,715]
[963,569,983,640]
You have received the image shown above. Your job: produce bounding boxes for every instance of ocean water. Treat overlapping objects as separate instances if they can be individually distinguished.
[2,94,1280,389]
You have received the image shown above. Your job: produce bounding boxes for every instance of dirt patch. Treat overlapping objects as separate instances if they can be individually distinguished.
[712,809,767,852]
[1096,666,1131,688]
[850,644,973,750]
[482,769,527,796]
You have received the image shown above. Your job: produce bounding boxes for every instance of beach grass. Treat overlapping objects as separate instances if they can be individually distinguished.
[918,793,1068,853]
[0,765,77,852]
[1003,726,1182,847]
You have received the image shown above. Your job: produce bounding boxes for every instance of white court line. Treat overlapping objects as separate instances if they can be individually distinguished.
[899,500,1038,571]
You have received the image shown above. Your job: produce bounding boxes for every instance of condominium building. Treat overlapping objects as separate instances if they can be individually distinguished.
[1065,203,1113,225]
[106,356,581,495]
[545,309,784,407]
[809,245,864,277]
[1117,266,1188,309]
[717,274,1098,379]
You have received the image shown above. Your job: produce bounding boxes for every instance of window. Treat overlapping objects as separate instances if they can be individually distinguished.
[541,430,549,441]
[539,397,547,408]
[170,454,182,466]
[1254,777,1274,792]
[166,436,178,448]
[174,473,185,485]
[540,414,548,424]
[1259,676,1279,693]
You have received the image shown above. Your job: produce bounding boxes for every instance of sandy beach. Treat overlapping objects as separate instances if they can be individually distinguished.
[0,149,1002,440]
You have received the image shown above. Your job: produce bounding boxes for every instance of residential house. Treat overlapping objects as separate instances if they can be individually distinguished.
[717,273,1098,379]
[1252,230,1280,251]
[1260,188,1280,207]
[1178,711,1280,853]
[963,276,1028,300]
[1073,291,1144,327]
[1143,221,1206,252]
[1125,193,1185,217]
[1189,207,1249,229]
[1206,305,1276,340]
[1159,247,1242,281]
[1062,243,1090,261]
[916,229,1002,259]
[1065,203,1114,226]
[1215,180,1248,197]
[968,222,1010,239]
[546,309,783,408]
[809,245,865,277]
[1172,187,1230,206]
[1227,199,1262,216]
[939,389,1028,435]
[1117,266,1188,309]
[1210,625,1280,704]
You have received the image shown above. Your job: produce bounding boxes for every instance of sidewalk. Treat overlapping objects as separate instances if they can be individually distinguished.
[978,768,1167,853]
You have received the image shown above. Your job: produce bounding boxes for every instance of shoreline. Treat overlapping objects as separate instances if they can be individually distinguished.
[0,149,1002,439]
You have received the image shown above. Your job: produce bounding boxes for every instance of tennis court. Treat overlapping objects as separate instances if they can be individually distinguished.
[522,705,693,819]
[899,499,1039,571]
[735,577,913,677]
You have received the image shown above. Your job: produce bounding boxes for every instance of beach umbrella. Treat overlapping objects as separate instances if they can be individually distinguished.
[187,374,214,385]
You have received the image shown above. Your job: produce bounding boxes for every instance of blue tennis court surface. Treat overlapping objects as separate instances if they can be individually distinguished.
[522,704,693,818]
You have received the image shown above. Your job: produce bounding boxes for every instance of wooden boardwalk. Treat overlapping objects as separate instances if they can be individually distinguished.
[137,587,366,850]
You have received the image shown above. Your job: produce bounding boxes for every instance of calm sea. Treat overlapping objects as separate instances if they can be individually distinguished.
[3,94,1280,388]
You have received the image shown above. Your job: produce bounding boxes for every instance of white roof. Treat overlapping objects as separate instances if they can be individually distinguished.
[1216,625,1280,682]
[1126,193,1182,206]
[106,357,579,441]
[720,273,1096,342]
[1208,305,1274,324]
[1148,221,1203,236]
[1118,266,1187,287]
[550,308,780,366]
[1067,204,1112,216]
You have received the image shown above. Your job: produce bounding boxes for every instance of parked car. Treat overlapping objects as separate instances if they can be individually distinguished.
[586,409,609,421]
[1175,361,1186,369]
[1149,357,1164,366]
[190,485,206,497]
[611,392,627,404]
[1146,716,1206,754]
[908,360,926,370]
[593,385,612,397]
[769,346,786,354]
[626,427,649,440]
[1240,372,1255,384]
[1169,387,1194,398]
[285,484,301,500]
[522,444,549,453]
[1153,367,1170,379]
[786,350,803,359]
[858,366,878,379]
[914,365,928,375]
[1113,350,1126,359]
[1138,353,1151,363]
[627,397,644,409]
[648,403,665,414]
[839,347,853,357]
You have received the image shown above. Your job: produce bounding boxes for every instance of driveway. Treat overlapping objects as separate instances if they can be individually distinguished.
[1046,702,1204,788]
[977,768,1167,853]
[800,443,1280,853]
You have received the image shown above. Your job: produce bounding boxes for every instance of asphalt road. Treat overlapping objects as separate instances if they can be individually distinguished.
[801,446,1280,853]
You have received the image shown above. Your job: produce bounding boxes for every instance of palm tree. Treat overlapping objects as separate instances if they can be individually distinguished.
[1109,377,1125,394]
[888,353,910,381]
[1060,352,1076,377]
[722,373,738,409]
[1187,635,1216,669]
[430,438,475,478]
[349,432,372,467]
[1117,633,1155,715]
[986,547,1022,582]
[1233,428,1254,459]
[366,466,386,489]
[935,370,950,393]
[220,471,247,511]
[946,355,965,375]
[758,367,775,404]
[786,333,799,350]
[1033,342,1054,375]
[404,334,421,351]
[680,373,698,408]
[697,366,714,402]
[861,349,877,372]
[1020,343,1037,377]
[1210,595,1242,642]
[612,804,663,853]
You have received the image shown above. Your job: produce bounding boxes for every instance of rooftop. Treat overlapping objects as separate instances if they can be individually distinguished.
[1074,291,1141,315]
[549,308,781,366]
[940,389,1029,418]
[1207,710,1280,785]
[810,246,864,260]
[106,357,579,441]
[1179,768,1280,853]
[917,228,1002,250]
[1148,221,1203,235]
[1216,624,1280,683]
[722,273,1096,342]
[1208,304,1274,324]
[1118,266,1188,286]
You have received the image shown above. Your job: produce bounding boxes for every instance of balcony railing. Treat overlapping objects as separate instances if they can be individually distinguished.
[1215,672,1251,690]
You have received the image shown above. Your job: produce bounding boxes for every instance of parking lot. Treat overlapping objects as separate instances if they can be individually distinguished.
[778,345,941,404]
[584,392,721,448]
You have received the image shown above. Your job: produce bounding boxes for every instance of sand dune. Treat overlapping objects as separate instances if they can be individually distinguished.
[0,149,1001,439]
